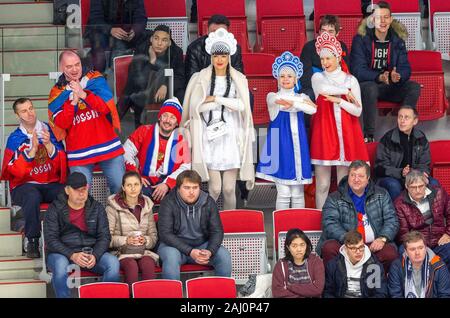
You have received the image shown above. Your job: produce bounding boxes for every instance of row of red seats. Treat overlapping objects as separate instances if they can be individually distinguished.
[78,0,450,58]
[79,276,236,298]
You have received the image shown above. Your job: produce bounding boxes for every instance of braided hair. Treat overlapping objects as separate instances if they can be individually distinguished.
[207,61,231,123]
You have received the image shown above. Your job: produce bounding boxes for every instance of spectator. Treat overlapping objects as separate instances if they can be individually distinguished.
[318,160,399,273]
[157,170,231,280]
[185,14,244,81]
[272,228,325,298]
[84,0,147,72]
[324,230,387,298]
[300,15,350,102]
[394,170,450,272]
[375,105,437,200]
[1,98,67,258]
[106,171,158,291]
[118,25,186,128]
[388,231,450,298]
[48,51,125,194]
[310,32,368,210]
[350,1,421,143]
[123,98,191,203]
[256,51,317,209]
[182,28,255,210]
[44,172,120,298]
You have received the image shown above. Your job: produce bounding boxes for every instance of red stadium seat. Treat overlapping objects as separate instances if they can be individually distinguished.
[429,0,450,59]
[80,0,90,34]
[113,55,133,104]
[197,0,250,52]
[144,0,186,17]
[132,279,183,298]
[254,0,307,56]
[78,282,129,298]
[272,208,322,260]
[377,51,448,120]
[186,277,236,298]
[429,140,450,194]
[365,141,379,176]
[220,209,265,233]
[241,53,277,125]
[314,0,362,52]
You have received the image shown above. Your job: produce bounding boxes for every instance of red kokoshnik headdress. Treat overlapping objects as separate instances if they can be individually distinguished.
[315,32,350,74]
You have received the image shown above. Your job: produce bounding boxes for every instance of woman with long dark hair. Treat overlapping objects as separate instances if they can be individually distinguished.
[106,170,158,291]
[181,28,254,210]
[272,228,325,298]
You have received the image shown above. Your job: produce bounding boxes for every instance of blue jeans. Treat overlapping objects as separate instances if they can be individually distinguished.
[70,155,125,194]
[377,176,440,200]
[47,252,120,298]
[157,241,232,280]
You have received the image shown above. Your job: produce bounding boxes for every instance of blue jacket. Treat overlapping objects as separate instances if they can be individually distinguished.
[316,176,399,255]
[350,18,411,85]
[388,249,450,298]
[324,252,387,298]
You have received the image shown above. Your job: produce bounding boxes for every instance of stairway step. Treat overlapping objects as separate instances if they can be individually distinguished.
[0,25,66,51]
[0,208,10,232]
[0,256,41,280]
[3,98,49,137]
[1,50,62,75]
[0,279,46,298]
[0,0,39,2]
[0,2,53,24]
[0,232,23,257]
[5,74,54,98]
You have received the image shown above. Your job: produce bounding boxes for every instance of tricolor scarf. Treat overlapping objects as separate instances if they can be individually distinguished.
[48,70,120,141]
[404,252,430,298]
[142,123,180,180]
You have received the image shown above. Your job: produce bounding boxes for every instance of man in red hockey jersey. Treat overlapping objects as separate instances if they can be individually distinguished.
[1,98,67,258]
[123,98,190,202]
[48,51,125,194]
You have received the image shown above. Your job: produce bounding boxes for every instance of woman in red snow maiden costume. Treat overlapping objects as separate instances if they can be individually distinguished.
[310,32,368,210]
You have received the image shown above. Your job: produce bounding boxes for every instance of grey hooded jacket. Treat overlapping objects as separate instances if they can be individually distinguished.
[158,188,224,256]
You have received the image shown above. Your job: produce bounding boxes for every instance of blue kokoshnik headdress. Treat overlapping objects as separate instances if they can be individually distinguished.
[272,51,303,79]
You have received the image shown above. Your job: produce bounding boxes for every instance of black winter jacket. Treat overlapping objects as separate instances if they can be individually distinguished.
[118,30,186,111]
[43,192,111,262]
[86,0,147,38]
[375,127,431,180]
[185,35,244,81]
[158,189,224,256]
[350,18,411,85]
[324,253,387,298]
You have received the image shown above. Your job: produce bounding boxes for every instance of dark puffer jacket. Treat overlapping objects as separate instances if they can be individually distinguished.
[375,127,431,180]
[317,176,399,254]
[350,18,411,85]
[158,189,224,256]
[323,253,387,298]
[184,35,244,81]
[394,186,450,247]
[43,192,111,262]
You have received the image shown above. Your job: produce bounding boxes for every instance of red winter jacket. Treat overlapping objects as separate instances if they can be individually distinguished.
[394,186,450,247]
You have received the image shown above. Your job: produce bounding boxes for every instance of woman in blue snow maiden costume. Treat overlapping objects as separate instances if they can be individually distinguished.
[256,51,317,210]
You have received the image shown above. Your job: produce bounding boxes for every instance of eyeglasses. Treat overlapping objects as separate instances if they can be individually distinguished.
[345,245,365,253]
[408,184,426,191]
